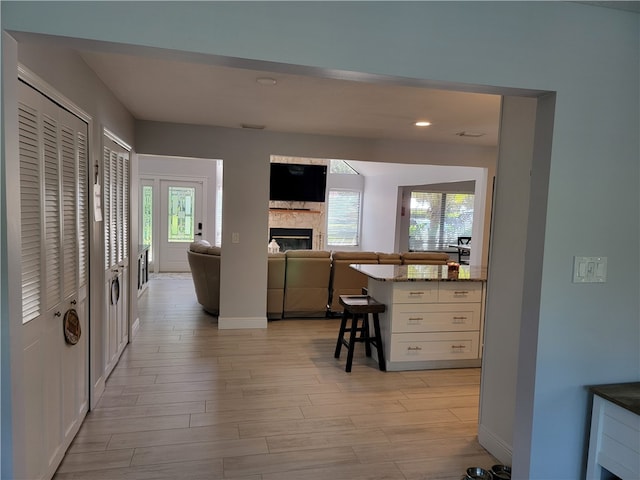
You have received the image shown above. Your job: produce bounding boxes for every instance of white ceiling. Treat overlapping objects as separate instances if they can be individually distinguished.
[79,50,502,147]
[19,1,639,154]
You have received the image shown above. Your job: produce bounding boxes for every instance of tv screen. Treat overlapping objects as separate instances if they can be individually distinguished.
[269,163,327,202]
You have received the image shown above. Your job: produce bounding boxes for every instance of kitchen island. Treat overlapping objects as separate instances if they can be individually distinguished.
[351,264,487,371]
[586,382,640,480]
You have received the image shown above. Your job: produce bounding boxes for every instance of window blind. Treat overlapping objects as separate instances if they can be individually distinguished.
[409,191,474,251]
[327,189,361,246]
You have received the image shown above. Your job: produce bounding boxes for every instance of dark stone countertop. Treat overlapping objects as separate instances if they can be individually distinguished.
[350,264,487,282]
[589,382,640,416]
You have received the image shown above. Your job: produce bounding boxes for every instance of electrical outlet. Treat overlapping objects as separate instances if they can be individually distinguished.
[232,232,240,244]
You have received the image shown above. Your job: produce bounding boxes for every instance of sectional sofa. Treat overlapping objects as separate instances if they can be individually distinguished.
[187,240,450,319]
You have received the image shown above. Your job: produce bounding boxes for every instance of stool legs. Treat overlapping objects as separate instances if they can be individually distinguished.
[334,311,349,359]
[361,315,372,357]
[345,314,359,373]
[335,310,385,373]
[372,313,385,371]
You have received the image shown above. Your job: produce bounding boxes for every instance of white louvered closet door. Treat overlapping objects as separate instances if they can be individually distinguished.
[18,81,89,480]
[103,134,130,377]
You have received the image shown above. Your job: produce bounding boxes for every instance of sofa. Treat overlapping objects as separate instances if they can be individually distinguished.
[187,240,221,315]
[187,240,450,318]
[282,250,332,318]
[329,251,379,312]
[267,252,286,319]
[398,252,450,265]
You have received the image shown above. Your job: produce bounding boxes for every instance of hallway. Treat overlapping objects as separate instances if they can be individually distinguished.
[53,275,497,479]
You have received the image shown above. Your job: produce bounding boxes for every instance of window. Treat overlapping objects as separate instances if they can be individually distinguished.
[329,159,358,174]
[327,189,361,246]
[409,191,474,251]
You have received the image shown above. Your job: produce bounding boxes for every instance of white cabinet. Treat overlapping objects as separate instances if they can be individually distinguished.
[586,389,640,480]
[368,280,485,371]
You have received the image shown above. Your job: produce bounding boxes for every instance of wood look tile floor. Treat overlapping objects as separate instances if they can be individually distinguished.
[54,275,497,479]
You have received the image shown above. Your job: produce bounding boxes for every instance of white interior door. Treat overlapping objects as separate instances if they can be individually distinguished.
[102,133,130,378]
[159,179,204,272]
[18,81,89,480]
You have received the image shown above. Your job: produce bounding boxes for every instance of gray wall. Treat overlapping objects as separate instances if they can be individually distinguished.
[2,2,639,479]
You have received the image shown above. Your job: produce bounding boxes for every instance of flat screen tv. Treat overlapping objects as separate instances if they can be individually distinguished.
[269,163,327,202]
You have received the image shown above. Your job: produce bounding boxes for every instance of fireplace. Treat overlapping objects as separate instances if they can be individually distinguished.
[270,228,313,251]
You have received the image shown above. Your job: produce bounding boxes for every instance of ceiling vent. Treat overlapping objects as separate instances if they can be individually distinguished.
[455,131,485,138]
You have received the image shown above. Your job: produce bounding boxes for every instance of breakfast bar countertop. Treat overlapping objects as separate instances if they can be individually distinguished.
[588,382,640,416]
[350,264,487,282]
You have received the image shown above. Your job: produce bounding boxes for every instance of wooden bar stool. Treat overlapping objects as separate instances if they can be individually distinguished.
[334,295,386,372]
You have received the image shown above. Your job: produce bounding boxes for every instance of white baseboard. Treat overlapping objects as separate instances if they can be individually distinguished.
[91,375,105,410]
[218,316,267,329]
[131,317,140,338]
[478,423,513,466]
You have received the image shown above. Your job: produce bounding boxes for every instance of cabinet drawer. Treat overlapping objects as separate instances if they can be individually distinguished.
[390,332,480,361]
[438,282,482,303]
[392,283,438,303]
[393,303,481,333]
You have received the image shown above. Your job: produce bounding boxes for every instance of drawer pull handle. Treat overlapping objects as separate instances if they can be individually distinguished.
[408,317,423,323]
[452,316,467,323]
[451,344,466,349]
[407,346,423,351]
[409,291,424,296]
[453,291,469,295]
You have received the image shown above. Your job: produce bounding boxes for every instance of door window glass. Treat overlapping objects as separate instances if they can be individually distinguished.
[167,186,195,242]
[142,185,153,261]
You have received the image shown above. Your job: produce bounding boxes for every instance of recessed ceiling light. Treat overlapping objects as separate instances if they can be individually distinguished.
[256,77,277,86]
[415,121,431,127]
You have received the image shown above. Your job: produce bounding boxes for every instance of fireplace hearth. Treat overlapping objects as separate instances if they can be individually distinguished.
[270,228,313,251]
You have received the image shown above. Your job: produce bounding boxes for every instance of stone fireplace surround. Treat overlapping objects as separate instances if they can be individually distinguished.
[268,205,325,250]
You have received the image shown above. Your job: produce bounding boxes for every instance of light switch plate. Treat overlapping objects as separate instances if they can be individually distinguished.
[573,256,607,283]
[232,232,240,244]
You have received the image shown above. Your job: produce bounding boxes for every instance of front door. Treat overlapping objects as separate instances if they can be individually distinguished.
[159,179,204,271]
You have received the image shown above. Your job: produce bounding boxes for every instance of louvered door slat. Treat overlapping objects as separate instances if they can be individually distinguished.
[116,153,122,263]
[77,132,88,287]
[122,153,129,261]
[19,104,42,323]
[110,151,118,267]
[43,114,61,309]
[61,126,77,297]
[103,147,111,269]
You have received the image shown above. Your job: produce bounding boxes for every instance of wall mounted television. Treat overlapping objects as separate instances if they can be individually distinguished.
[269,163,327,202]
